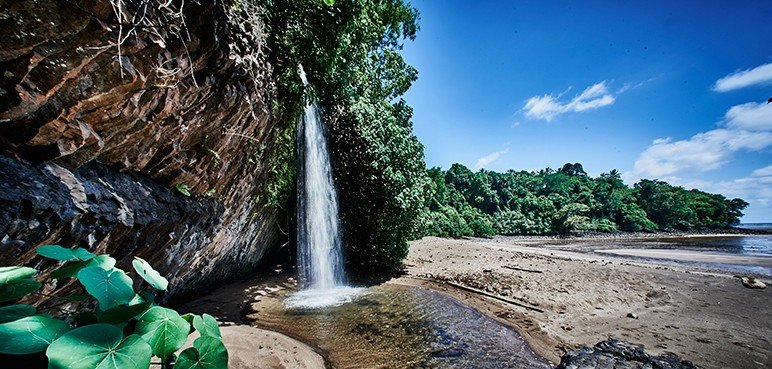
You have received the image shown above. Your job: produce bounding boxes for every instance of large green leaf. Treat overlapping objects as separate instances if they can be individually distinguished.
[132,257,169,291]
[0,315,70,354]
[134,306,189,359]
[174,337,228,369]
[77,267,135,310]
[37,245,94,261]
[0,278,42,303]
[0,266,37,283]
[51,255,115,279]
[46,324,151,369]
[193,314,221,338]
[98,294,152,324]
[0,304,36,323]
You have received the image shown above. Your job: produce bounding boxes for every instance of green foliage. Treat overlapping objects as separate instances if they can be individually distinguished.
[0,316,70,354]
[36,245,95,261]
[193,314,222,339]
[76,266,135,310]
[420,163,748,237]
[0,266,41,303]
[267,0,428,269]
[132,257,169,291]
[175,336,229,369]
[135,306,190,359]
[0,245,229,368]
[46,325,151,369]
[50,254,116,279]
[176,183,191,196]
[0,304,35,323]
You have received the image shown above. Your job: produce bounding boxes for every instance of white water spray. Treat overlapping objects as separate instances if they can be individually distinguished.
[286,67,361,309]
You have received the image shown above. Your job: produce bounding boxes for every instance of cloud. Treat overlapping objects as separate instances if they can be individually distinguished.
[474,147,509,170]
[632,102,772,178]
[725,102,772,131]
[751,164,772,177]
[713,62,772,92]
[523,81,616,121]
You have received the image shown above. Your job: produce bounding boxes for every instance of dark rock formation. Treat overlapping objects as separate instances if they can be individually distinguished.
[556,339,696,369]
[0,0,289,299]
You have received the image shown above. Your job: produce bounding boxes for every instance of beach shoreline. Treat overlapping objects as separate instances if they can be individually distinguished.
[402,236,771,369]
[176,233,771,369]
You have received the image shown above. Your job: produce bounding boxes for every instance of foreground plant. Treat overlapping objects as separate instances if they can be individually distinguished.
[0,245,228,369]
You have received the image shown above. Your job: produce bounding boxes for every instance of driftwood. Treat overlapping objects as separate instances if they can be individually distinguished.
[445,281,545,313]
[502,265,543,273]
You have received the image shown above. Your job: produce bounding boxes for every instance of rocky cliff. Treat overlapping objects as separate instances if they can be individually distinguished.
[0,0,290,299]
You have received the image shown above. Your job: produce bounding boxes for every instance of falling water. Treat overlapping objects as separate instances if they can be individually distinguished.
[286,67,361,309]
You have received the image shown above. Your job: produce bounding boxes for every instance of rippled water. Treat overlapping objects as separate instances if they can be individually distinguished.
[251,284,551,369]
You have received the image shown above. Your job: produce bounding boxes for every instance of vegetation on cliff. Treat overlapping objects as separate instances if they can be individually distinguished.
[420,163,749,238]
[266,0,429,269]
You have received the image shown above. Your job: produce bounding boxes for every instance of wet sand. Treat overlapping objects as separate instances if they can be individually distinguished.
[403,236,771,369]
[176,235,771,369]
[598,248,772,267]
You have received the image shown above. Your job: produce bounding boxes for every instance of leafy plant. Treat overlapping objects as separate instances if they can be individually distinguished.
[0,245,228,369]
[176,183,191,197]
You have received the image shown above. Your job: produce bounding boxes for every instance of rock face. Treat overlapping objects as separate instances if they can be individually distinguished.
[0,0,288,298]
[556,339,696,369]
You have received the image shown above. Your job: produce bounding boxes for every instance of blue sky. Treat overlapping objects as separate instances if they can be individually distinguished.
[401,0,772,222]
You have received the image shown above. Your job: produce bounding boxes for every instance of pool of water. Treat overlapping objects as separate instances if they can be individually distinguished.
[250,283,551,369]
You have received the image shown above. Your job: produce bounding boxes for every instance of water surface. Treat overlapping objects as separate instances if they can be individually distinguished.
[252,283,551,369]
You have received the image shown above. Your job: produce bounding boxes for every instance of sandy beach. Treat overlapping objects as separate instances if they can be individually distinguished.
[400,236,771,369]
[176,234,771,369]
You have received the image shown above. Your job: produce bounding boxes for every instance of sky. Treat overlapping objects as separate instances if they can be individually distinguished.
[400,0,772,222]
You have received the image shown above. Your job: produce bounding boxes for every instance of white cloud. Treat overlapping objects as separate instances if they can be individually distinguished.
[474,147,509,170]
[751,165,772,177]
[523,81,616,121]
[713,62,772,92]
[724,102,772,131]
[632,101,772,178]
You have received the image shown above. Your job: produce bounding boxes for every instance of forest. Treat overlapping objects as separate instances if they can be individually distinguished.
[419,163,749,239]
[264,0,749,269]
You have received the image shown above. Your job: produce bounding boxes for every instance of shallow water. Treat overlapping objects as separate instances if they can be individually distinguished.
[251,284,551,369]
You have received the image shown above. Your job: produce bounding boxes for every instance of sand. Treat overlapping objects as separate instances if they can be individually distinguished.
[176,235,770,369]
[401,236,771,369]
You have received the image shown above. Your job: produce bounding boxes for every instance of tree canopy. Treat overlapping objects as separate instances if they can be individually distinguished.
[419,163,748,238]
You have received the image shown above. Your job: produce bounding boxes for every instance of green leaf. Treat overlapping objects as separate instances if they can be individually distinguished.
[98,296,152,324]
[180,313,195,326]
[37,245,95,261]
[176,183,191,196]
[0,304,36,323]
[0,315,70,354]
[0,278,42,303]
[72,248,96,261]
[134,306,189,359]
[0,266,37,283]
[174,337,228,369]
[46,324,151,369]
[132,257,169,291]
[193,314,221,338]
[323,0,335,6]
[77,267,135,310]
[51,255,115,279]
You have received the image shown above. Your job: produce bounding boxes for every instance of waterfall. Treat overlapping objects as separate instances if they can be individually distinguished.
[286,67,361,309]
[296,67,345,289]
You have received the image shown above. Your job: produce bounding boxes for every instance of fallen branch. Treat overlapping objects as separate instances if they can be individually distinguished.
[502,265,543,273]
[445,281,545,313]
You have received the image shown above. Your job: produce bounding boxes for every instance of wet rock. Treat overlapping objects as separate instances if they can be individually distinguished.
[556,339,696,369]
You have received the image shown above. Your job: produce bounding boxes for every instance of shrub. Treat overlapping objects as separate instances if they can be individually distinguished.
[0,245,228,369]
